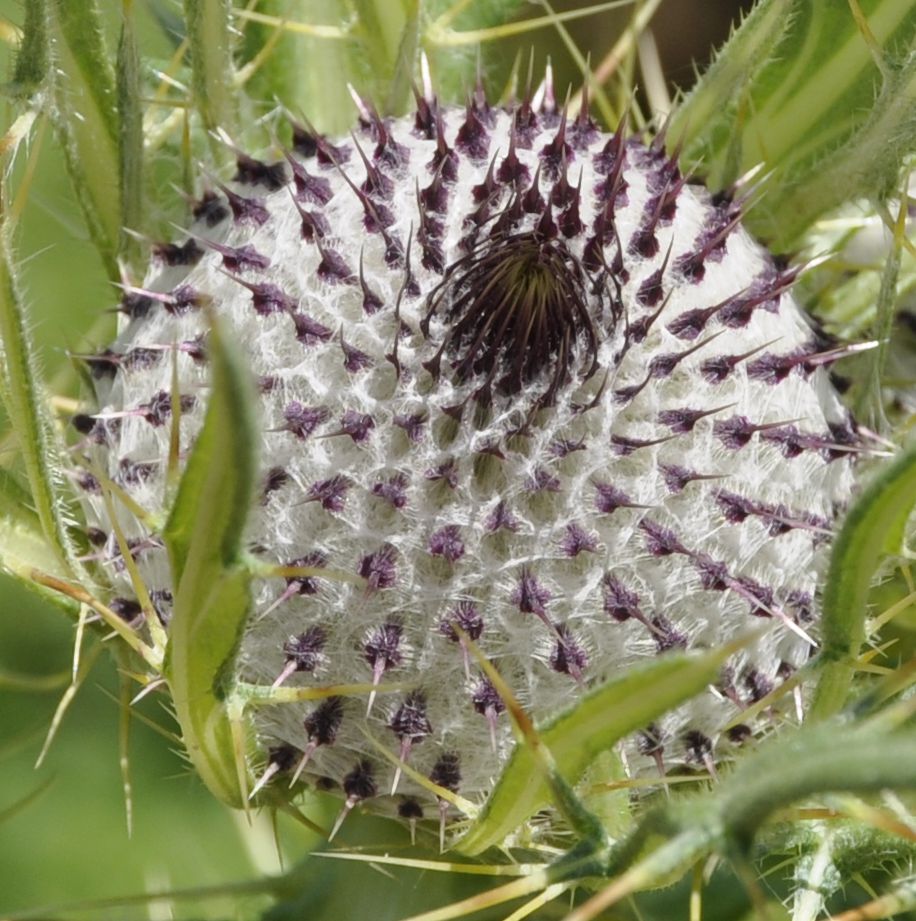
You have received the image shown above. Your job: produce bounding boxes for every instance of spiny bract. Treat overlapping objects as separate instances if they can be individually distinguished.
[74,76,858,836]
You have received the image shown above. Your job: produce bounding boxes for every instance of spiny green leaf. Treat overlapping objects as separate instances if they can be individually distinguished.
[118,1,144,262]
[184,0,236,135]
[8,0,49,97]
[0,219,80,576]
[163,311,259,808]
[44,0,121,275]
[811,437,916,719]
[455,641,741,856]
[674,0,916,248]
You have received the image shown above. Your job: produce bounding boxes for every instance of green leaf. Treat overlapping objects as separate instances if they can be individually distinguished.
[47,0,121,274]
[163,311,259,808]
[712,723,916,852]
[117,1,144,261]
[455,641,741,856]
[811,437,916,720]
[8,0,50,97]
[184,0,236,135]
[0,219,80,575]
[673,0,916,248]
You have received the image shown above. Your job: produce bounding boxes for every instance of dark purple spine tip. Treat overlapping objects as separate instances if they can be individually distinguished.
[428,524,465,562]
[389,691,432,742]
[439,600,484,642]
[153,238,204,267]
[282,626,327,672]
[359,543,398,592]
[511,569,551,618]
[192,190,230,226]
[304,696,344,746]
[364,622,404,673]
[282,402,330,439]
[429,752,461,793]
[549,623,588,678]
[234,154,288,190]
[343,760,377,801]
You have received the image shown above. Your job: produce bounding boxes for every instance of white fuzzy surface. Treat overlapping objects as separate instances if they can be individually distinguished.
[78,102,855,822]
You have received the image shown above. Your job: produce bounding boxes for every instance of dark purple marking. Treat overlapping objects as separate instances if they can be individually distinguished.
[389,691,432,742]
[640,519,687,556]
[118,290,155,320]
[364,622,404,672]
[684,730,713,765]
[549,623,588,679]
[234,153,287,190]
[602,575,642,622]
[241,280,295,316]
[472,677,506,718]
[75,471,100,493]
[291,122,351,165]
[399,799,424,820]
[153,238,203,267]
[139,390,195,427]
[295,203,331,241]
[651,614,688,652]
[548,438,586,458]
[539,108,572,179]
[304,696,344,746]
[610,433,674,455]
[429,752,461,792]
[594,482,642,514]
[428,115,459,182]
[286,154,334,204]
[744,668,773,703]
[428,524,465,563]
[123,347,163,371]
[526,468,561,493]
[485,499,520,533]
[561,522,599,557]
[394,412,427,443]
[293,312,334,346]
[425,459,459,490]
[317,244,356,284]
[359,254,384,313]
[219,183,270,225]
[714,490,757,523]
[714,415,786,450]
[192,190,230,226]
[342,760,377,801]
[261,466,289,503]
[282,626,327,673]
[691,553,729,591]
[337,410,375,443]
[511,568,551,618]
[660,464,716,494]
[118,457,157,485]
[439,600,484,642]
[359,543,398,592]
[284,551,328,596]
[657,406,723,433]
[372,473,409,509]
[496,129,530,186]
[283,402,330,439]
[306,474,352,512]
[110,598,142,621]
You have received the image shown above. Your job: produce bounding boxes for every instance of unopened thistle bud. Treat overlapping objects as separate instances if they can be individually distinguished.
[73,76,858,833]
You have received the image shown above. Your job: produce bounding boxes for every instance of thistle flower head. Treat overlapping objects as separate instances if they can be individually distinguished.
[73,77,858,836]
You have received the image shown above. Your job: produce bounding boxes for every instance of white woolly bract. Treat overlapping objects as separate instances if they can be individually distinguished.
[77,100,855,820]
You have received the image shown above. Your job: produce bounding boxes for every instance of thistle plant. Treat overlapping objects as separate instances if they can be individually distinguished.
[1,2,916,920]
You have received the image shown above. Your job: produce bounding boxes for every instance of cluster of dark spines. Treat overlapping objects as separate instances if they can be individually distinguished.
[70,72,861,828]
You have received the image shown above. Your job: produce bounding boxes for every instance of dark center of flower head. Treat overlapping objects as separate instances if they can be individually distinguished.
[421,229,600,415]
